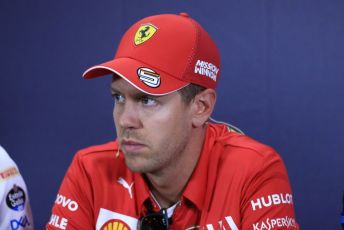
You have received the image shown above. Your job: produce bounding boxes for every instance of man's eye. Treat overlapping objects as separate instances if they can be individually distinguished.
[141,97,157,106]
[113,94,125,103]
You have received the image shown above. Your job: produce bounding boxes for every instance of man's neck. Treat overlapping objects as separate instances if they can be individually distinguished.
[145,126,207,208]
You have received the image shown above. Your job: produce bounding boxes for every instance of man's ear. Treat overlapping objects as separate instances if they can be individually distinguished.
[191,89,216,127]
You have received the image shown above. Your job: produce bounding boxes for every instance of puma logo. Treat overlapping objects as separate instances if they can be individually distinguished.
[117,177,134,199]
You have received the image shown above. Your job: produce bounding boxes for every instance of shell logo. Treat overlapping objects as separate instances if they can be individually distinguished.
[100,219,131,230]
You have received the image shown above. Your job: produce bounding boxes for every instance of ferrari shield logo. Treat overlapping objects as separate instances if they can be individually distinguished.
[134,24,157,45]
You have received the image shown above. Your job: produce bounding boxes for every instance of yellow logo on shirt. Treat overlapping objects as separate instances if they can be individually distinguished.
[100,219,130,230]
[134,24,157,45]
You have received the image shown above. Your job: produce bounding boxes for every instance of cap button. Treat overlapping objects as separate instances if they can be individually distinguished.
[179,12,190,18]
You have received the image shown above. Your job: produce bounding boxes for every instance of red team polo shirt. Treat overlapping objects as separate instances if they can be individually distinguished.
[47,123,299,230]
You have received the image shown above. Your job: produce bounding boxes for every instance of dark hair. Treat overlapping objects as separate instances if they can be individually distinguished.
[178,84,206,104]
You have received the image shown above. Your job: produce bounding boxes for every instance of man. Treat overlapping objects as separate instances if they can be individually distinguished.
[47,13,298,229]
[0,145,34,230]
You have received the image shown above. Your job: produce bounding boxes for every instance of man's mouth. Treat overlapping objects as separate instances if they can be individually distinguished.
[121,139,146,153]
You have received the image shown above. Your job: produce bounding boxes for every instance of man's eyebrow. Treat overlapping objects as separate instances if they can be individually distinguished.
[110,87,157,99]
[110,87,121,96]
[134,92,160,100]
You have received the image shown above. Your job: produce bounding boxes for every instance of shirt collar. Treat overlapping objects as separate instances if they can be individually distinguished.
[134,172,151,214]
[131,123,230,213]
[183,123,231,211]
[182,124,219,210]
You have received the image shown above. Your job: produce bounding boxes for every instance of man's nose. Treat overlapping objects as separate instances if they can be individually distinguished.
[117,101,141,129]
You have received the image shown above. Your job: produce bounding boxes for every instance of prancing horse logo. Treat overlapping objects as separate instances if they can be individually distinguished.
[139,26,150,39]
[134,23,157,45]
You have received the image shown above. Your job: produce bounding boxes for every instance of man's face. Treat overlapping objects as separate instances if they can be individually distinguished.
[111,78,193,174]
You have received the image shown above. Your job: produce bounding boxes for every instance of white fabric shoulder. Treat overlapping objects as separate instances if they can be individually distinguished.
[0,145,34,229]
[0,145,17,170]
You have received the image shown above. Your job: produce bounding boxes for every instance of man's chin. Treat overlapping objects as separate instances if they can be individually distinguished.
[124,158,150,173]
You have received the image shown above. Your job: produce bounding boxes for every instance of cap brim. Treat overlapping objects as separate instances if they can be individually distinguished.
[82,57,189,96]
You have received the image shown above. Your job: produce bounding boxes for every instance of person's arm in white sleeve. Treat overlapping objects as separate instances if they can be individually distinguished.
[0,145,34,229]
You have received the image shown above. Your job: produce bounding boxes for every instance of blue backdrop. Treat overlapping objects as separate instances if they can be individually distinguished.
[1,0,343,229]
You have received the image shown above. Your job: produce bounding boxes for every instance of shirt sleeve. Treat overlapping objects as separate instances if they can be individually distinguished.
[240,149,299,230]
[46,151,94,230]
[0,146,34,230]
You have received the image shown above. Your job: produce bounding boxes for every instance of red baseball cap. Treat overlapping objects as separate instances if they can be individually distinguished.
[83,13,220,96]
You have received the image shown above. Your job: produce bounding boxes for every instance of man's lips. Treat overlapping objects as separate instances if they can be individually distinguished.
[120,140,146,153]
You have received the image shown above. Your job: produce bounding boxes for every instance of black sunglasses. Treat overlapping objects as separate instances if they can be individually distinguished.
[138,208,169,230]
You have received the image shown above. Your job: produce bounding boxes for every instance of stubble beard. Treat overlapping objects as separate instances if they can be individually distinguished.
[122,130,190,175]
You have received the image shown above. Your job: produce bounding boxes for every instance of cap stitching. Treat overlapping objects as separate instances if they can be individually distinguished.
[84,65,190,96]
[180,17,200,83]
[115,55,186,83]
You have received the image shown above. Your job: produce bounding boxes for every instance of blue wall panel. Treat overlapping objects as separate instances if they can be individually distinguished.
[1,0,343,228]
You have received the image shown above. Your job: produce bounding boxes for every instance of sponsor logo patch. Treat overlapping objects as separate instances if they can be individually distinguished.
[0,167,19,181]
[251,193,294,211]
[253,216,297,230]
[10,215,31,230]
[55,194,79,212]
[49,214,68,230]
[137,67,161,88]
[100,219,130,230]
[134,24,157,45]
[194,60,219,82]
[6,184,26,211]
[96,208,138,230]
